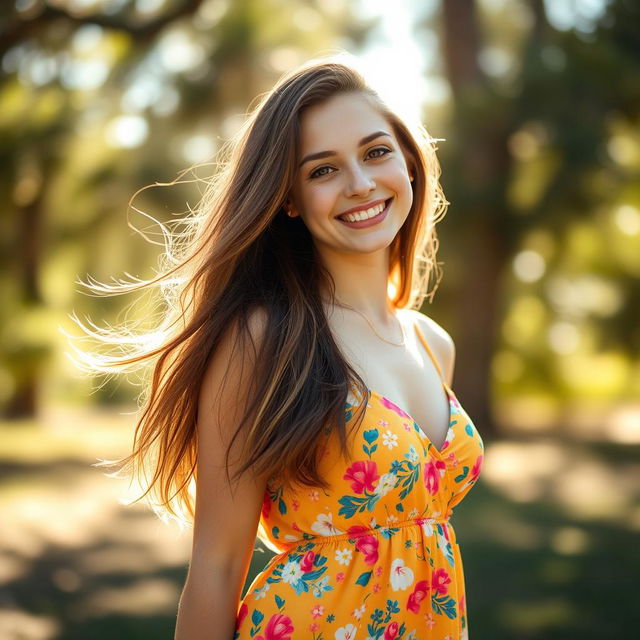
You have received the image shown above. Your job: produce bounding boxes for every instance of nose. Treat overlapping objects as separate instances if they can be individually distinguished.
[344,164,375,197]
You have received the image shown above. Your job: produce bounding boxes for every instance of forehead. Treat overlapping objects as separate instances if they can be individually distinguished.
[298,92,392,151]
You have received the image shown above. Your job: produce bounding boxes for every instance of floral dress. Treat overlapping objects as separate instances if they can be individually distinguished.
[234,320,484,640]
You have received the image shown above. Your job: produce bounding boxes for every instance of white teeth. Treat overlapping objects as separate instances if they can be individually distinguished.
[340,201,386,223]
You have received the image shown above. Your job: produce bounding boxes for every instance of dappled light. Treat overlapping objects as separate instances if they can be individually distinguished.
[1,0,638,638]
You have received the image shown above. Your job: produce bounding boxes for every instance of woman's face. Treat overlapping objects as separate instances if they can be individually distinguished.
[287,92,414,255]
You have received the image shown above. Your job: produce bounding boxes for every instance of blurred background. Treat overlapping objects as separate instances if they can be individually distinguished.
[1,0,639,638]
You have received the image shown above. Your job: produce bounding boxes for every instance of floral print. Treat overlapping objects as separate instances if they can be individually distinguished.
[234,321,483,640]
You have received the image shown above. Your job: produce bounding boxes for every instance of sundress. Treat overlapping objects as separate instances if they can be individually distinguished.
[234,319,484,640]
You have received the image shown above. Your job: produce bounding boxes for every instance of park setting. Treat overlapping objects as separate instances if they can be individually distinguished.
[1,0,639,638]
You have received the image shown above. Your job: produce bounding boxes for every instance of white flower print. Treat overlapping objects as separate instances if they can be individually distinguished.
[352,604,366,619]
[284,533,302,542]
[253,582,270,599]
[421,520,435,537]
[382,429,398,449]
[335,623,357,640]
[281,560,303,585]
[374,473,397,497]
[408,507,419,519]
[335,547,353,566]
[386,514,398,524]
[311,512,344,536]
[389,557,415,591]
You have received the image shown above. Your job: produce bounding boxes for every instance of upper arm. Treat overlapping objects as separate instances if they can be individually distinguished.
[411,310,456,387]
[189,307,269,579]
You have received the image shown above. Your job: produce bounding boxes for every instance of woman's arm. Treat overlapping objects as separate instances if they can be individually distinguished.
[174,309,269,640]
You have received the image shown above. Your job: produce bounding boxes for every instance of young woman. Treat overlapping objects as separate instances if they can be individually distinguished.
[71,56,483,640]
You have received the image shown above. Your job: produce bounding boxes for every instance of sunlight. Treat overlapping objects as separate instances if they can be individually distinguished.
[351,0,437,126]
[549,526,591,555]
[513,249,546,282]
[105,114,149,148]
[79,578,180,617]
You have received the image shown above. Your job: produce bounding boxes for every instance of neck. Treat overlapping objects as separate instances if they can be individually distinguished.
[318,245,396,325]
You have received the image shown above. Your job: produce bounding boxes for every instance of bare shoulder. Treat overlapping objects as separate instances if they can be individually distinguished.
[402,308,456,385]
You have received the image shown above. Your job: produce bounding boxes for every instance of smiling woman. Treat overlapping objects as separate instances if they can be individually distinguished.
[287,94,415,248]
[67,55,481,640]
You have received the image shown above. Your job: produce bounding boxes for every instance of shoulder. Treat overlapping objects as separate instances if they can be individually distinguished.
[199,306,269,412]
[402,308,456,385]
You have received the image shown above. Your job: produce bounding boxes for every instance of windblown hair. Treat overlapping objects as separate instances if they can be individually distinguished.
[67,56,449,525]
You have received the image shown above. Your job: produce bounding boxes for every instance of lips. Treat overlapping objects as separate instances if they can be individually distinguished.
[336,197,389,219]
[336,198,392,221]
[336,198,393,229]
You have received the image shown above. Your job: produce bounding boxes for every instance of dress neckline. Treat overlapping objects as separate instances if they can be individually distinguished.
[348,318,455,458]
[363,386,455,458]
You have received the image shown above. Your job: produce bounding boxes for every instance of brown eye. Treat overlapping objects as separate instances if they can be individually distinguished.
[368,147,391,158]
[308,147,391,180]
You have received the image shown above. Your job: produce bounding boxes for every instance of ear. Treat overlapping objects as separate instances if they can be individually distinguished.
[284,200,300,218]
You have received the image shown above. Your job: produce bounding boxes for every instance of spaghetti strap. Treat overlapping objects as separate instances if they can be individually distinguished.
[413,319,449,389]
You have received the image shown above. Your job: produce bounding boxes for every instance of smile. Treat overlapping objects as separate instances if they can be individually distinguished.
[336,198,393,229]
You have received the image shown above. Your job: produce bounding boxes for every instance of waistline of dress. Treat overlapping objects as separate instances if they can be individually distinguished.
[271,515,453,554]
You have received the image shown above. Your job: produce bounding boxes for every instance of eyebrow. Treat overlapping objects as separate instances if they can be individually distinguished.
[298,131,392,169]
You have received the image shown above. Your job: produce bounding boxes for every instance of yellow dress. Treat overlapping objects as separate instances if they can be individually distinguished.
[234,319,484,640]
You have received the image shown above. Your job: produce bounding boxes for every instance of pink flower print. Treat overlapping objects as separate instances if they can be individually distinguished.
[310,604,324,619]
[236,603,248,629]
[261,492,271,519]
[263,613,294,640]
[424,612,436,628]
[384,621,399,640]
[308,490,320,501]
[423,459,447,495]
[343,460,380,494]
[375,565,383,577]
[459,594,466,614]
[309,622,320,632]
[372,582,381,593]
[347,524,370,537]
[336,572,345,582]
[355,535,379,565]
[406,580,430,613]
[431,568,451,595]
[470,455,483,482]
[300,551,315,573]
[291,499,300,511]
[379,396,412,419]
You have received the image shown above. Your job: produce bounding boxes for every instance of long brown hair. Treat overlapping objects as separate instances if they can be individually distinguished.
[66,56,449,525]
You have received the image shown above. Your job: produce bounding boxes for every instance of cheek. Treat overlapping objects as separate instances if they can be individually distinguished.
[304,187,337,218]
